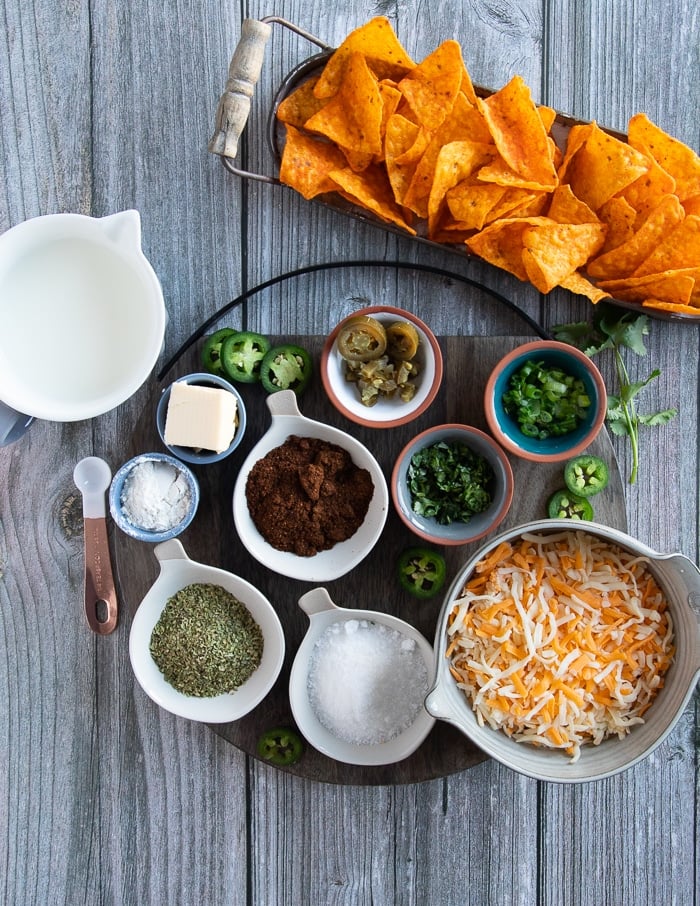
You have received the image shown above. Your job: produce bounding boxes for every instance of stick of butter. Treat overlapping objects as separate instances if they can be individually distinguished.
[164,382,237,454]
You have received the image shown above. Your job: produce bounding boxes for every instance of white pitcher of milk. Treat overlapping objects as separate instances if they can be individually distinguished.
[0,210,166,445]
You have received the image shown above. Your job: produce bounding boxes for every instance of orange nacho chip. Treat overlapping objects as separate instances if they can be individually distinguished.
[276,77,325,127]
[547,184,599,224]
[478,75,558,190]
[632,215,700,277]
[446,182,508,231]
[597,270,698,306]
[628,113,700,202]
[304,52,384,162]
[327,165,416,233]
[313,17,414,99]
[278,125,349,199]
[560,272,611,304]
[560,121,650,211]
[596,196,638,253]
[521,221,607,293]
[397,39,464,130]
[428,141,495,235]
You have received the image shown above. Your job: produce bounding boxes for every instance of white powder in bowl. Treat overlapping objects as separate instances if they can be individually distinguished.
[120,459,192,532]
[307,619,429,746]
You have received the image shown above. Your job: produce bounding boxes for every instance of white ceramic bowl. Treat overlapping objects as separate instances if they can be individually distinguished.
[425,519,700,782]
[320,305,443,428]
[129,539,285,722]
[289,587,435,765]
[232,390,389,581]
[391,423,514,546]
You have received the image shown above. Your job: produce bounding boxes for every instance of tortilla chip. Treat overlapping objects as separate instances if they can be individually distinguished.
[466,217,550,282]
[586,194,685,279]
[596,196,638,253]
[477,155,556,191]
[597,270,697,305]
[428,141,495,235]
[560,272,611,304]
[446,181,507,230]
[313,17,414,99]
[561,121,650,211]
[459,63,478,106]
[641,300,700,316]
[327,164,416,233]
[521,221,607,293]
[684,196,700,216]
[628,113,700,202]
[547,184,599,224]
[397,40,464,130]
[478,75,558,189]
[304,52,383,160]
[384,114,423,203]
[279,126,349,199]
[632,215,700,277]
[276,77,325,127]
[617,153,676,224]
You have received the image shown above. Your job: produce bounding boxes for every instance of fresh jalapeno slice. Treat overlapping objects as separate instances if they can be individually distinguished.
[397,546,447,599]
[564,454,609,497]
[220,331,271,383]
[260,344,313,396]
[547,489,594,520]
[385,321,420,360]
[336,315,387,362]
[256,727,304,765]
[201,327,237,375]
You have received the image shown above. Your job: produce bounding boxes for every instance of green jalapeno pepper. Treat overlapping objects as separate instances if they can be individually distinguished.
[547,489,594,520]
[220,331,271,383]
[256,727,304,766]
[201,327,237,375]
[260,344,313,395]
[397,546,447,599]
[564,454,609,497]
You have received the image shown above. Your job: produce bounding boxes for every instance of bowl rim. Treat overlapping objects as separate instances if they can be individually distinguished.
[390,423,515,546]
[426,518,700,782]
[288,588,436,765]
[156,371,247,464]
[320,304,444,429]
[109,451,200,543]
[232,390,389,581]
[484,339,607,463]
[128,539,286,722]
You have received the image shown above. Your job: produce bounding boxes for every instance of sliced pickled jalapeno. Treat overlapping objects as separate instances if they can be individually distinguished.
[336,315,387,362]
[385,320,420,360]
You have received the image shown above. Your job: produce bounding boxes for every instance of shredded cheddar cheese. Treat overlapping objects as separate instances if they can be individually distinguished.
[446,530,675,762]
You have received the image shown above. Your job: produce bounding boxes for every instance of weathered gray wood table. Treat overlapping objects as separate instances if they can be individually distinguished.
[1,2,698,904]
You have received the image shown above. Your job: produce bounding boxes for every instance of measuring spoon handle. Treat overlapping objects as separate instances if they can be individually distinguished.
[83,516,118,634]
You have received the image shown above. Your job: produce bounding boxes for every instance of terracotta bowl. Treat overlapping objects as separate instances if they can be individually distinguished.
[484,340,607,463]
[320,305,443,429]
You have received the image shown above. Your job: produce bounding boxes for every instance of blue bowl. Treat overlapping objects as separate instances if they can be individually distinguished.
[109,452,200,543]
[484,341,607,463]
[156,372,247,465]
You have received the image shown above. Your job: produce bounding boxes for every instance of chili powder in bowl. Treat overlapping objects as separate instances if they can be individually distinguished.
[232,390,389,582]
[129,538,285,723]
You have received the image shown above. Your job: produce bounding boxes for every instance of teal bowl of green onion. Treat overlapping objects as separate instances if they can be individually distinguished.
[484,340,607,463]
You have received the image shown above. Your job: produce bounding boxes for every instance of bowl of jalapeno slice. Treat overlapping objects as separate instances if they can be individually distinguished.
[484,340,607,463]
[321,306,443,429]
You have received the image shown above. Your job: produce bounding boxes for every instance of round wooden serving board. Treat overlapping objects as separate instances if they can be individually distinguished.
[114,335,628,785]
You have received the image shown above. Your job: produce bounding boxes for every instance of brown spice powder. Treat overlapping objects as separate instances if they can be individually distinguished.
[245,435,374,557]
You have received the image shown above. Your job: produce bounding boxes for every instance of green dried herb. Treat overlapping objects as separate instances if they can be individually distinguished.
[150,583,264,697]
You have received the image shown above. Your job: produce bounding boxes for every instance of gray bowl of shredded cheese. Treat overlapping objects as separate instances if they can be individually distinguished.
[426,519,700,783]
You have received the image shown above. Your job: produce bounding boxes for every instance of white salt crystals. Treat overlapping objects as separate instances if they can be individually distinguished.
[307,619,429,746]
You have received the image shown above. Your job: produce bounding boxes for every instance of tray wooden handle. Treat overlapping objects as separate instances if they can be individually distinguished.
[208,18,272,159]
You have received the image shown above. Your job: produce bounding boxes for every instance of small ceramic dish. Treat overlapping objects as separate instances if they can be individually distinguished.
[484,340,607,463]
[232,389,389,581]
[425,520,700,783]
[109,452,200,543]
[156,371,247,465]
[320,305,443,429]
[129,539,285,722]
[289,587,435,765]
[391,423,514,546]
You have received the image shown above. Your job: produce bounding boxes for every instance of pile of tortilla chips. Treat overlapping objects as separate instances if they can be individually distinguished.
[276,17,700,317]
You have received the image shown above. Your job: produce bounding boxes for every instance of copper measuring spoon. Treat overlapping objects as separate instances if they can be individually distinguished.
[73,456,118,634]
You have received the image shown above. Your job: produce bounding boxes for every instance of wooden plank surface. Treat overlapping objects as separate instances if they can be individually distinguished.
[0,1,698,904]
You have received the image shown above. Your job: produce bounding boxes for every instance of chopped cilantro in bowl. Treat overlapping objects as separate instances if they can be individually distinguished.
[407,440,494,525]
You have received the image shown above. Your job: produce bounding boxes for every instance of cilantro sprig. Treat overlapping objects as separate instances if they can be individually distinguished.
[552,304,677,485]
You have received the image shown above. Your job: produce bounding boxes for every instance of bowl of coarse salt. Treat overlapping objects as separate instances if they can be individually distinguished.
[109,452,199,543]
[289,587,436,766]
